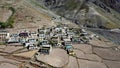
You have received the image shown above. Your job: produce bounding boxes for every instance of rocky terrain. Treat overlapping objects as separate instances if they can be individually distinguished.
[100,0,120,13]
[38,0,120,29]
[89,28,120,45]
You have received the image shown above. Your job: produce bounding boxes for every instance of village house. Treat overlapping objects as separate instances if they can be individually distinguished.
[80,28,87,33]
[79,29,92,44]
[62,38,75,55]
[0,30,9,43]
[51,35,58,42]
[10,33,19,38]
[6,37,22,46]
[23,37,39,50]
[57,31,67,38]
[39,44,52,54]
[19,31,30,44]
[29,32,38,38]
[38,28,51,40]
[45,31,51,40]
[66,31,75,39]
[61,27,66,33]
[80,35,90,44]
[19,32,29,38]
[38,40,52,54]
[38,28,49,34]
[61,34,68,41]
[72,36,81,44]
[49,32,54,37]
[38,40,49,46]
[50,35,62,47]
[54,27,62,32]
[7,37,19,43]
[38,31,46,41]
[25,38,38,47]
[62,38,72,49]
[27,44,38,50]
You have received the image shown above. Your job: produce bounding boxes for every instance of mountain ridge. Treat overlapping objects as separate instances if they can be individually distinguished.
[36,0,120,29]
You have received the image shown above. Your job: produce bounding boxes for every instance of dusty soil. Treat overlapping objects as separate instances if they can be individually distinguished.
[36,48,69,68]
[0,8,12,22]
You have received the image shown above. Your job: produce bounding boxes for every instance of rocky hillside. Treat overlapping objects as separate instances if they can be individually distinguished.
[0,0,120,29]
[100,0,120,13]
[36,0,120,29]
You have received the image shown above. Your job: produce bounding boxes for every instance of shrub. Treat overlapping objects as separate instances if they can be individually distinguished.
[0,7,15,28]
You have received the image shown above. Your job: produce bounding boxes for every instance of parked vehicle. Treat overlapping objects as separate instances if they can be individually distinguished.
[67,49,75,56]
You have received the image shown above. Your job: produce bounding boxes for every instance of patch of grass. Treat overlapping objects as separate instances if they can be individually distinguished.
[30,0,47,10]
[49,40,57,47]
[105,22,120,29]
[9,7,15,14]
[0,22,7,28]
[0,16,14,28]
[65,0,80,10]
[0,18,14,28]
[0,7,15,28]
[7,17,14,28]
[0,42,6,45]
